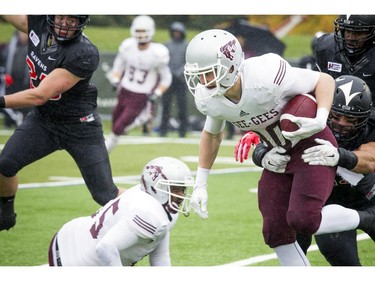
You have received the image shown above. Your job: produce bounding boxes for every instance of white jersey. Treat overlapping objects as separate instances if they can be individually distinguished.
[195,53,320,148]
[52,185,178,266]
[112,38,172,94]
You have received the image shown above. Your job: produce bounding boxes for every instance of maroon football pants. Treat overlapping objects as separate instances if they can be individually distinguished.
[111,88,148,135]
[258,127,337,248]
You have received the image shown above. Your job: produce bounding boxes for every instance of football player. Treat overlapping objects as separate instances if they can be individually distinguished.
[0,15,121,232]
[49,157,194,266]
[105,15,172,152]
[314,15,375,101]
[297,75,375,265]
[236,75,375,265]
[184,29,375,266]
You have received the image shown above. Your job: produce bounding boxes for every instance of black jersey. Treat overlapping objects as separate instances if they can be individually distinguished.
[27,15,100,123]
[315,33,375,102]
[327,116,375,209]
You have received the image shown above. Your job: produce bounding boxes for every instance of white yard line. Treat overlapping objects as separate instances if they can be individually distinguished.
[219,233,370,266]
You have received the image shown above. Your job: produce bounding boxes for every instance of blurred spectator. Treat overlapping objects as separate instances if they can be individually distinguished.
[159,21,189,138]
[299,31,325,69]
[105,15,172,152]
[0,31,31,128]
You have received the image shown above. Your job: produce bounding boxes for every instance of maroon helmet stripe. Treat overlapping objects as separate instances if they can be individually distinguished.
[133,215,157,234]
[274,60,286,85]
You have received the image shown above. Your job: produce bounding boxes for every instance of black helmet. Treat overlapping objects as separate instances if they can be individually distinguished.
[169,21,186,40]
[46,15,89,44]
[334,15,375,57]
[328,75,372,146]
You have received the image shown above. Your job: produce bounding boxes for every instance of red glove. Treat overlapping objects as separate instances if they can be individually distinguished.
[234,131,260,163]
[5,74,13,87]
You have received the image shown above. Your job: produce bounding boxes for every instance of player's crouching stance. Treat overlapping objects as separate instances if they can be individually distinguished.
[48,157,194,266]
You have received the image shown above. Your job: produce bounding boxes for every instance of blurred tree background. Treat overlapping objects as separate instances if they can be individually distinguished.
[88,15,336,35]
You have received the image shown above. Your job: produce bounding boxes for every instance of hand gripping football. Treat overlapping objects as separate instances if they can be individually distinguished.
[280,93,317,133]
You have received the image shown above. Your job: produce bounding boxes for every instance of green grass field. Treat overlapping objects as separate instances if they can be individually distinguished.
[0,121,374,268]
[0,18,374,275]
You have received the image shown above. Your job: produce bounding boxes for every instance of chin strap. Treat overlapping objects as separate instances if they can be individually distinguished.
[162,203,174,221]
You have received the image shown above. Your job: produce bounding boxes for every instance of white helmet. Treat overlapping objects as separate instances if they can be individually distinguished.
[184,29,244,101]
[130,15,155,43]
[140,157,194,216]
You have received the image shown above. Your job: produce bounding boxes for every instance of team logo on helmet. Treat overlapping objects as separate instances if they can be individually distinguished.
[338,80,362,105]
[146,165,167,181]
[220,39,237,60]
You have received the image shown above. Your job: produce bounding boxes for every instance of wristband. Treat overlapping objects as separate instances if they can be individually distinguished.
[252,143,268,167]
[195,167,210,188]
[316,107,329,127]
[338,148,358,170]
[0,96,5,108]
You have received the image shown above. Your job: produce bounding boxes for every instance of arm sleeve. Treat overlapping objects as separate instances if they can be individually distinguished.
[203,115,226,135]
[281,67,320,98]
[96,219,141,266]
[149,231,171,266]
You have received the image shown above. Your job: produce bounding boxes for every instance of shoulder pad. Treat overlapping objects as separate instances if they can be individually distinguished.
[316,33,335,52]
[119,38,137,52]
[150,43,170,63]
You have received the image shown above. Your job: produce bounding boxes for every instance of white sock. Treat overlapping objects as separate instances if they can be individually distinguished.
[105,133,119,153]
[274,242,310,266]
[315,204,360,235]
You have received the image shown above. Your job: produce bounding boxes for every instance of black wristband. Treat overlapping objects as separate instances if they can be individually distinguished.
[252,143,268,167]
[0,96,5,108]
[338,147,358,170]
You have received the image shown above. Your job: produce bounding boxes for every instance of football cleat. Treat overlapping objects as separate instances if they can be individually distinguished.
[0,210,16,231]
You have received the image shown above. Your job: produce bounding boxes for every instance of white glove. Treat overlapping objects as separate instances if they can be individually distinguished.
[282,108,329,141]
[302,138,339,166]
[105,71,120,89]
[148,88,163,102]
[190,184,208,219]
[261,147,291,173]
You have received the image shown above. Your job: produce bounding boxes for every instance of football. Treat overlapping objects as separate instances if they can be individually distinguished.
[280,93,317,132]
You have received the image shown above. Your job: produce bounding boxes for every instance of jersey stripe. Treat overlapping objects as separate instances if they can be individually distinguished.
[273,59,286,85]
[133,215,157,234]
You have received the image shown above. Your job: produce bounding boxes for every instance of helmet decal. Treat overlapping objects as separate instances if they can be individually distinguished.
[145,164,167,181]
[220,39,237,60]
[337,80,363,105]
